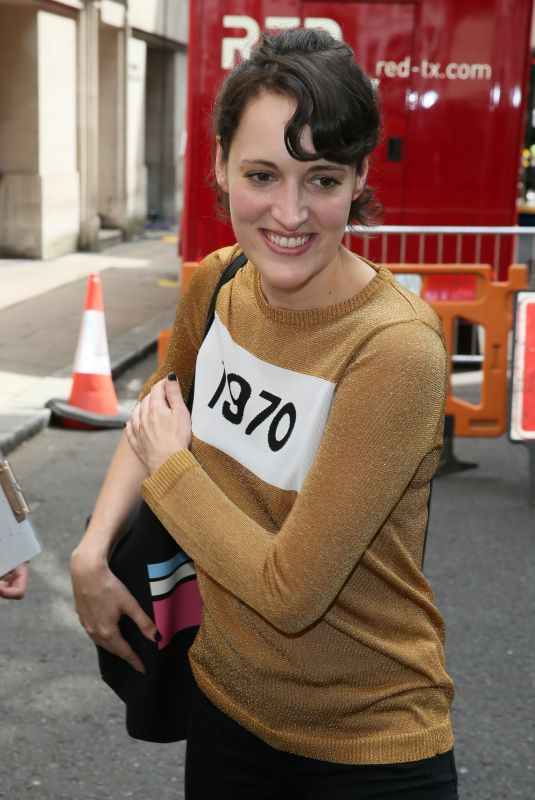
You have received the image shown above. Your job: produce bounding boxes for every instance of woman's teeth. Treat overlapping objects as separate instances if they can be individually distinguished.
[265,232,311,248]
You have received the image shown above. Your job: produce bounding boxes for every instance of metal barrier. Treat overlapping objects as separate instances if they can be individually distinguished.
[347,225,535,285]
[387,263,529,437]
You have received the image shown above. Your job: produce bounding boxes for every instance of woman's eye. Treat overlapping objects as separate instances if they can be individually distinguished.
[313,176,341,189]
[248,172,273,184]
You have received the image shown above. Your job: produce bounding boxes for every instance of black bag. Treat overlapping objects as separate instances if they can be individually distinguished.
[96,251,247,743]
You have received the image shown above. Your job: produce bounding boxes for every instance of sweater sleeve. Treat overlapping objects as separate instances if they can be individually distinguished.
[139,245,240,402]
[140,320,448,634]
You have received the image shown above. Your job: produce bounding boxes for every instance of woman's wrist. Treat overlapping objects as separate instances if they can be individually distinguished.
[147,445,190,477]
[71,537,110,569]
[72,516,126,565]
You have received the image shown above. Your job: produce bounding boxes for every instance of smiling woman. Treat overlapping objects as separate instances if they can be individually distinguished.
[71,28,458,800]
[214,91,375,309]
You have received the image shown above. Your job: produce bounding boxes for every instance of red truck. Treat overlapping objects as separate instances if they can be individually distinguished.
[181,0,533,267]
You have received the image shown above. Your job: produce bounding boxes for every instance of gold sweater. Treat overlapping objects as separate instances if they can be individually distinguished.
[140,244,455,765]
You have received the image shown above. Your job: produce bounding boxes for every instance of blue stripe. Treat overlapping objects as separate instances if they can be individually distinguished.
[147,550,191,579]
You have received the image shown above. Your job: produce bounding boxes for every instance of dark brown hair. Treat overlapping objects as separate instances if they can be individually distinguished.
[213,28,383,226]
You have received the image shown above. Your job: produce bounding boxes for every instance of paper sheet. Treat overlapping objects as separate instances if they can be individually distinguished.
[0,489,41,577]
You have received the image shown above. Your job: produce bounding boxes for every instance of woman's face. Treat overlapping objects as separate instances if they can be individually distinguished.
[215,91,366,310]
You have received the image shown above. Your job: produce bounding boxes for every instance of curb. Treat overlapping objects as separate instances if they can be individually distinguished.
[0,336,158,456]
[0,409,52,457]
[110,336,157,380]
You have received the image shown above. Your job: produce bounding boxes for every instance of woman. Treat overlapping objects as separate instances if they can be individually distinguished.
[72,28,457,799]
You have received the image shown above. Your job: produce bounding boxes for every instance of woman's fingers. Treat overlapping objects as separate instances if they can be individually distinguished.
[71,554,157,674]
[149,377,169,408]
[124,417,138,457]
[89,590,153,675]
[164,372,184,412]
[90,584,158,674]
[121,589,161,644]
[96,628,146,675]
[0,565,28,599]
[163,375,192,448]
[125,375,192,471]
[125,400,143,455]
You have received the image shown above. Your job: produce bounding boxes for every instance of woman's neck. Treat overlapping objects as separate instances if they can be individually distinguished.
[259,246,377,311]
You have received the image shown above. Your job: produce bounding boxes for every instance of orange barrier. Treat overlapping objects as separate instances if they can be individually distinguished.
[158,327,172,364]
[388,263,529,437]
[157,261,199,362]
[181,260,199,293]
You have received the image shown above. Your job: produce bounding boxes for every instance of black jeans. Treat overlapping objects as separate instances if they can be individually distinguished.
[185,685,458,800]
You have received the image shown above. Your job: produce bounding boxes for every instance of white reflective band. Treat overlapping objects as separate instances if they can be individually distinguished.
[73,309,112,375]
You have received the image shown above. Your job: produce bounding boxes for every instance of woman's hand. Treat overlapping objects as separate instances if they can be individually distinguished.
[125,374,191,474]
[0,564,28,599]
[71,543,157,674]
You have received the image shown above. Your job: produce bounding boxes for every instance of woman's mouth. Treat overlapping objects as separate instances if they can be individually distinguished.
[261,230,315,254]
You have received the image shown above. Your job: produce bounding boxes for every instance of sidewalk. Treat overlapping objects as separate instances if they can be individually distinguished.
[0,234,181,454]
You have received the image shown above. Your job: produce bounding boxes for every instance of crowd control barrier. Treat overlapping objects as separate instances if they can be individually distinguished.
[157,261,198,362]
[387,263,529,440]
[348,225,535,284]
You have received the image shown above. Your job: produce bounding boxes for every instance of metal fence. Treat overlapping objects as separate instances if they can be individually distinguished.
[345,225,535,286]
[345,225,535,367]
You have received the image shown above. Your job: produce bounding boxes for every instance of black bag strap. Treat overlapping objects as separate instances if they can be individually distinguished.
[186,251,248,412]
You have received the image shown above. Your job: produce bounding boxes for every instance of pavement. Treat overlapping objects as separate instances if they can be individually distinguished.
[0,232,181,454]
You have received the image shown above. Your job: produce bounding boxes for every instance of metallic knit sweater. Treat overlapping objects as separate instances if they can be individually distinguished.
[140,244,455,765]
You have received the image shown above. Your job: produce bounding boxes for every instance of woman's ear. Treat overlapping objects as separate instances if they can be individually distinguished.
[215,138,229,193]
[352,157,369,200]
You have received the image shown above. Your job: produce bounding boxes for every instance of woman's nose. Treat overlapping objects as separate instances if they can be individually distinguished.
[271,183,309,229]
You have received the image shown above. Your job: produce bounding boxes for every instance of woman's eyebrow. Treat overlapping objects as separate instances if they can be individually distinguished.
[305,164,347,173]
[239,159,347,172]
[239,159,278,169]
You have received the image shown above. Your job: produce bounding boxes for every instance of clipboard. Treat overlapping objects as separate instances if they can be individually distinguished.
[0,459,41,577]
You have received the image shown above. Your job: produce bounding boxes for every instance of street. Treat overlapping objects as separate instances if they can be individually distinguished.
[1,353,534,800]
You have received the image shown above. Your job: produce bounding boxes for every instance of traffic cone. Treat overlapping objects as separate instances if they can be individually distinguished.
[47,273,128,429]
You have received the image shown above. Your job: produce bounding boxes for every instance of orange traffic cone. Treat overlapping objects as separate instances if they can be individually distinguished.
[47,273,128,429]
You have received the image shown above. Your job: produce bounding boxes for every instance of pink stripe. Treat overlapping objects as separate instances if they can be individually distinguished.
[152,579,203,650]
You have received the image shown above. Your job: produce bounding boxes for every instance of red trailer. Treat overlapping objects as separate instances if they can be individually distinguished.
[181,0,533,269]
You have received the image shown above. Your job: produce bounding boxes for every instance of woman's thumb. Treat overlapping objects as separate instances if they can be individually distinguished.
[165,372,181,407]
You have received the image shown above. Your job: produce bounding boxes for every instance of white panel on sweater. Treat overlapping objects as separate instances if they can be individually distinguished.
[192,314,336,492]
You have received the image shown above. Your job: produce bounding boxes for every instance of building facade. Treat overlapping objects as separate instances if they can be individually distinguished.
[0,0,188,258]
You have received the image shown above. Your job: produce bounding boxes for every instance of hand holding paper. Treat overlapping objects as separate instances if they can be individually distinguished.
[0,564,28,599]
[0,460,41,580]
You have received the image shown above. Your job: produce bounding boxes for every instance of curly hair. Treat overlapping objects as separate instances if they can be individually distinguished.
[212,27,383,226]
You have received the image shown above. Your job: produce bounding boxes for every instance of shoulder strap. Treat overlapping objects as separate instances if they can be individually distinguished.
[186,251,248,412]
[200,251,248,343]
